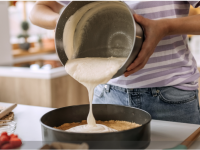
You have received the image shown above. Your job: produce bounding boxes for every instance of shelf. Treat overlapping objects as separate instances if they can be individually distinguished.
[12,47,55,58]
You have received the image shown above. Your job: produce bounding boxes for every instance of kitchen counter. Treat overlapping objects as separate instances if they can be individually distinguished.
[0,102,200,149]
[0,53,88,108]
[0,53,67,79]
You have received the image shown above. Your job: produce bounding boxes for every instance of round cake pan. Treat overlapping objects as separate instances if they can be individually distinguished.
[40,104,151,149]
[55,1,144,78]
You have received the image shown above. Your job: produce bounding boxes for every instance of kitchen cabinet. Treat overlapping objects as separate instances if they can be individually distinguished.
[0,75,88,108]
[0,62,88,108]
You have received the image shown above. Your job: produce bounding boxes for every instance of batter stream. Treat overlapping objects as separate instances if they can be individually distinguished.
[65,57,126,133]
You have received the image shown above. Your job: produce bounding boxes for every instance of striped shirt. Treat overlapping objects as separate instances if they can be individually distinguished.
[59,1,200,90]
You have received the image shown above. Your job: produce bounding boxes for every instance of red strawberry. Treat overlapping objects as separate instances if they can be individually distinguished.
[0,135,10,147]
[10,138,22,148]
[1,132,8,137]
[0,135,9,142]
[0,141,6,148]
[10,134,18,138]
[1,143,13,149]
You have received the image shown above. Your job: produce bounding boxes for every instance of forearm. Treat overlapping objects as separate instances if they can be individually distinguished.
[165,14,200,35]
[29,1,63,30]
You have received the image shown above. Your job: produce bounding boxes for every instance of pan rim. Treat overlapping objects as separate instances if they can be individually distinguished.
[40,104,151,135]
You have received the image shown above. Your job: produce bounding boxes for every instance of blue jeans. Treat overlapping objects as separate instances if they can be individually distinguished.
[93,84,200,124]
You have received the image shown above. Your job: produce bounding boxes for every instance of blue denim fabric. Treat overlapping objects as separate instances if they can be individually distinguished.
[93,84,200,124]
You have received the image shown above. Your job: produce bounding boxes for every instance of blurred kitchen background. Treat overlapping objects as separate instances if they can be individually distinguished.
[0,1,200,108]
[0,1,88,108]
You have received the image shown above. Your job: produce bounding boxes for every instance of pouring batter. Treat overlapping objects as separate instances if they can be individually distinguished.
[62,2,126,133]
[30,1,200,125]
[65,57,126,133]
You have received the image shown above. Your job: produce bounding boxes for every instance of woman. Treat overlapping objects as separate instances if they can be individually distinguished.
[30,1,200,124]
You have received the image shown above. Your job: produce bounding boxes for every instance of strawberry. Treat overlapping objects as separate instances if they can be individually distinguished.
[0,141,6,148]
[0,132,8,137]
[10,138,22,148]
[0,135,9,142]
[0,135,10,147]
[1,143,13,149]
[10,134,18,138]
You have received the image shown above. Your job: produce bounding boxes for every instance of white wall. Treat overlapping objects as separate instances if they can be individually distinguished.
[0,2,13,65]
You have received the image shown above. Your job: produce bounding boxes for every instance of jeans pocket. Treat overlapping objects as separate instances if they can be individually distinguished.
[94,84,105,98]
[159,87,197,104]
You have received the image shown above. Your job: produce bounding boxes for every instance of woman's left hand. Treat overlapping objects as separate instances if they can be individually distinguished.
[124,14,168,77]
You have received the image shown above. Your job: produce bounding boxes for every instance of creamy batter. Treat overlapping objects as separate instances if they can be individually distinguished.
[63,1,127,133]
[66,124,116,133]
[65,57,126,133]
[63,1,128,60]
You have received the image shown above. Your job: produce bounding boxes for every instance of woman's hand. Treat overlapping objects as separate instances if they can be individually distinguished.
[124,14,168,77]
